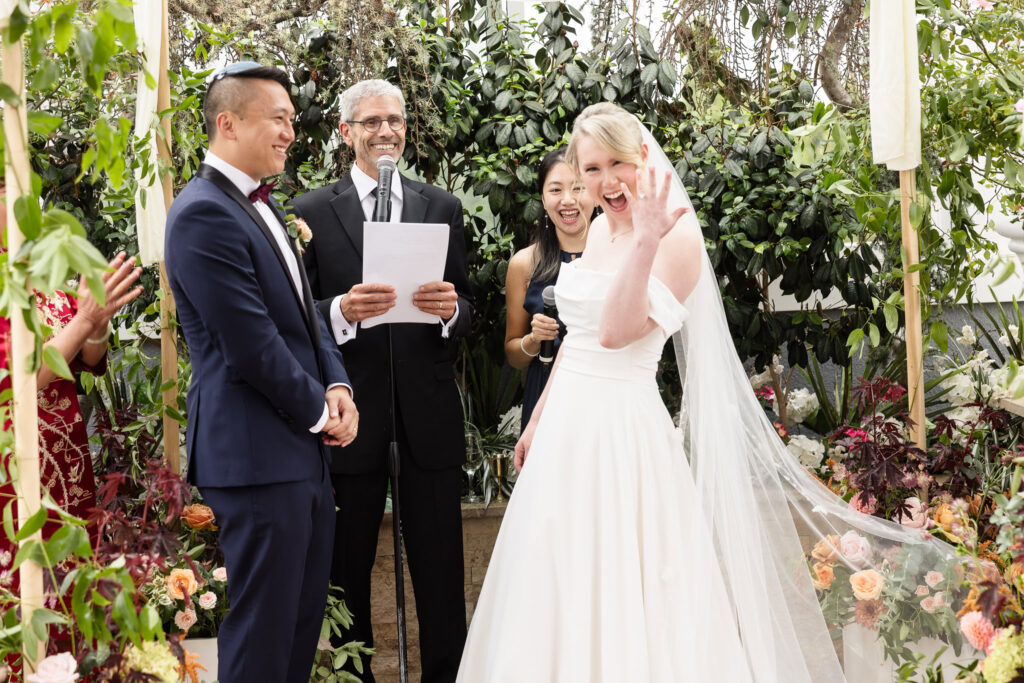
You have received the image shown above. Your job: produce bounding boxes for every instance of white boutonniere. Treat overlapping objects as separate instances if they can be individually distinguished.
[284,214,313,254]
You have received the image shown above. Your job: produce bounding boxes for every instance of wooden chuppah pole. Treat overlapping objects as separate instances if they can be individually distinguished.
[3,28,45,671]
[900,169,926,453]
[157,0,179,475]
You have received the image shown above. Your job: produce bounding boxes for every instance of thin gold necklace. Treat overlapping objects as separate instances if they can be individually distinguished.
[609,228,634,243]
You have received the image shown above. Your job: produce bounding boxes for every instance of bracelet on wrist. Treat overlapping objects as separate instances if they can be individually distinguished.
[520,334,539,358]
[86,321,112,345]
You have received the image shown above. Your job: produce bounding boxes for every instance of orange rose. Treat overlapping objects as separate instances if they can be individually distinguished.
[811,535,841,563]
[850,569,885,601]
[812,562,835,590]
[166,568,199,601]
[933,503,955,533]
[182,504,217,530]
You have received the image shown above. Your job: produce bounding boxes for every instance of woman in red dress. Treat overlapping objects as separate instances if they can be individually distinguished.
[0,198,143,598]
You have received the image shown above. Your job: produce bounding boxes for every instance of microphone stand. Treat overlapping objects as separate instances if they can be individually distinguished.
[374,171,410,683]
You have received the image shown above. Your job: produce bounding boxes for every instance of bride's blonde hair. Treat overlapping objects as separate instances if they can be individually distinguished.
[565,103,645,172]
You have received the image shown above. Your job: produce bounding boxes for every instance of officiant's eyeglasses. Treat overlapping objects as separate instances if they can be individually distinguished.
[347,116,407,133]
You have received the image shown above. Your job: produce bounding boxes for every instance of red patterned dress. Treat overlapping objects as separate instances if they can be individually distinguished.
[0,291,103,594]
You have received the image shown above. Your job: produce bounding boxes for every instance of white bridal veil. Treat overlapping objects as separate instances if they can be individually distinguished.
[638,119,974,681]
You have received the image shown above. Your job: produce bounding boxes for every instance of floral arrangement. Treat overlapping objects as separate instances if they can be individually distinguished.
[806,530,968,667]
[144,562,229,639]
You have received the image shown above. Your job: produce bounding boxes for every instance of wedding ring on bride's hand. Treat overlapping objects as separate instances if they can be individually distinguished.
[437,301,442,310]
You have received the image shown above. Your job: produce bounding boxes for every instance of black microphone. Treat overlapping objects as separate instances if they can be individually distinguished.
[539,285,557,365]
[373,155,398,222]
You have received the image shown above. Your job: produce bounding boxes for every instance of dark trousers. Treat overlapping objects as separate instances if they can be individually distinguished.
[201,474,335,683]
[331,433,467,683]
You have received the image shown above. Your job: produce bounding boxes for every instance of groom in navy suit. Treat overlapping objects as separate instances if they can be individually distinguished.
[165,63,358,683]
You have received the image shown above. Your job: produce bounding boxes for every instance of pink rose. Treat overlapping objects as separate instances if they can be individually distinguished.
[925,571,943,588]
[921,596,937,613]
[1016,98,1024,114]
[840,531,873,568]
[899,497,928,529]
[959,611,996,651]
[26,653,79,683]
[212,567,227,582]
[174,608,198,631]
[849,492,877,515]
[295,218,313,243]
[915,585,929,596]
[198,591,217,610]
[934,593,946,608]
[969,0,994,8]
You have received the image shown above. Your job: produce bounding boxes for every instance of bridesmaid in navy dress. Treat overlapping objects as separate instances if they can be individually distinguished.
[504,149,597,430]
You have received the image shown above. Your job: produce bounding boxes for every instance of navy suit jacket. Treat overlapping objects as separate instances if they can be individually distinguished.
[166,164,349,487]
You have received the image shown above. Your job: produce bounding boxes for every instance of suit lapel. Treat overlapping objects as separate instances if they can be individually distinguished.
[401,177,428,224]
[196,164,320,345]
[328,176,366,257]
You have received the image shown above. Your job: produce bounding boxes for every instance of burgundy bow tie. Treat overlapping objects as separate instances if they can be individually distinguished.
[248,181,276,204]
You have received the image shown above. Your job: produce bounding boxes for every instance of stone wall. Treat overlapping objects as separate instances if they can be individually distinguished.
[369,501,507,683]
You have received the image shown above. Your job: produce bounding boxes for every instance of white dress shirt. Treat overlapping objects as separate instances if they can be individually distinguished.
[328,163,459,344]
[203,152,349,434]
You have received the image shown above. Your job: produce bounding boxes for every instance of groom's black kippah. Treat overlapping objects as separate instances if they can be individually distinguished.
[205,61,290,94]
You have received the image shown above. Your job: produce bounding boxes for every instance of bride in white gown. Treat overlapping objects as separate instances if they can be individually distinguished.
[458,103,966,682]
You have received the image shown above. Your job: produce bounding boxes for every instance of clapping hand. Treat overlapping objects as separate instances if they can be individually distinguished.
[77,251,144,335]
[622,167,688,243]
[322,386,358,447]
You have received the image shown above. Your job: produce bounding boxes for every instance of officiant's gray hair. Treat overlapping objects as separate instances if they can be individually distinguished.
[340,80,407,122]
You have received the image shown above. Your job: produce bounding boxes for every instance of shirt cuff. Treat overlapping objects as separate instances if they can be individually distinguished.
[310,403,331,433]
[440,303,460,339]
[308,383,354,433]
[330,295,357,345]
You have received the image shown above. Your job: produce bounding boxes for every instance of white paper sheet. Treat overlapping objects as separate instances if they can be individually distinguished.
[361,221,450,328]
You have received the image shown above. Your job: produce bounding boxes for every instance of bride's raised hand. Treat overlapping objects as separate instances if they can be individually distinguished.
[622,166,688,242]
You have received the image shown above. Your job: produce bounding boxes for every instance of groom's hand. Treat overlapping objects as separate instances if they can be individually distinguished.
[322,386,358,447]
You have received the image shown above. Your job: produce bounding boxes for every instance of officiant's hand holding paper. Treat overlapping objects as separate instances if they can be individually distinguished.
[412,280,458,321]
[340,282,397,323]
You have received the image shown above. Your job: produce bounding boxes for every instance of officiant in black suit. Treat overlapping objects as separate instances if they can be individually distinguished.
[291,79,471,683]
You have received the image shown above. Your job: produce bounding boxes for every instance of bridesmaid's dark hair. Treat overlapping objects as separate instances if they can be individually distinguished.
[530,149,597,284]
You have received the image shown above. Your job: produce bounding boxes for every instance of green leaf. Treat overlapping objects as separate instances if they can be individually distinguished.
[43,345,74,381]
[847,328,864,351]
[868,323,880,347]
[883,303,898,333]
[14,505,47,543]
[931,320,949,354]
[640,62,658,86]
[494,90,512,112]
[27,111,63,136]
[53,10,74,53]
[13,195,42,240]
[112,589,141,647]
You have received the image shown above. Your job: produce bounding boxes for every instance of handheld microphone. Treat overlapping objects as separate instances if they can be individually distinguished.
[540,285,557,365]
[373,156,398,222]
